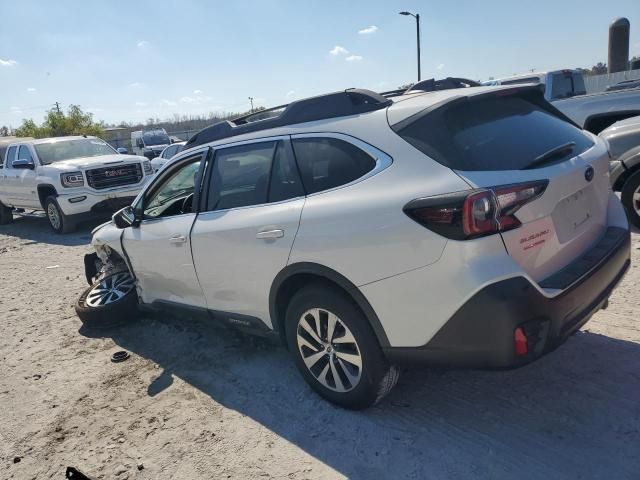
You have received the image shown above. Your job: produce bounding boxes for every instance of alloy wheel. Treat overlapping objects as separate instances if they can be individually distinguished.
[86,272,135,307]
[296,308,362,392]
[633,185,640,216]
[47,203,61,230]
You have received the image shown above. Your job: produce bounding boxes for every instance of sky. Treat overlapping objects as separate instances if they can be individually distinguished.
[0,0,639,128]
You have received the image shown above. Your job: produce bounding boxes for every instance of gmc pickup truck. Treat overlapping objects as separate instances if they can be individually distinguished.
[0,136,153,233]
[483,69,640,133]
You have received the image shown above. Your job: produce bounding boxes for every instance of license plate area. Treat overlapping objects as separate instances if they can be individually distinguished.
[552,185,594,243]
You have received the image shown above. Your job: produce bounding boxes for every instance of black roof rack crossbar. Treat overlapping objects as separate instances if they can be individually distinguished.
[185,88,391,149]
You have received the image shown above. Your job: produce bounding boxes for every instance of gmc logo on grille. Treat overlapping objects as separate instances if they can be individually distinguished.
[104,169,128,177]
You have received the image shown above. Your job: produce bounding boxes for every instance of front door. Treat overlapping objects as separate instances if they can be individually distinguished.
[190,138,306,325]
[14,145,40,208]
[123,151,208,307]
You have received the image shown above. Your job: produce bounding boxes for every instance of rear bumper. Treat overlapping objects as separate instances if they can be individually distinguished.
[383,226,631,368]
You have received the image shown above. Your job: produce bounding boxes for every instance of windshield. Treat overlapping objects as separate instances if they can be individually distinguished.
[34,138,117,164]
[143,130,170,146]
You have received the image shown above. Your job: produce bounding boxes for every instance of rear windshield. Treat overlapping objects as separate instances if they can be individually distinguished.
[393,95,594,171]
[550,72,586,100]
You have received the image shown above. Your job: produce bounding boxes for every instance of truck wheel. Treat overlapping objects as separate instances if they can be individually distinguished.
[621,170,640,229]
[45,196,76,234]
[0,202,13,225]
[75,272,139,330]
[285,284,399,410]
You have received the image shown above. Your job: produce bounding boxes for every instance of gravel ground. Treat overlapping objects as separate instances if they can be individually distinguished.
[1,215,639,480]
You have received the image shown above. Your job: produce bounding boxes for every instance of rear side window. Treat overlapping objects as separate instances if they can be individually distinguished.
[550,72,586,100]
[268,142,304,202]
[5,146,17,168]
[393,95,594,171]
[291,138,376,194]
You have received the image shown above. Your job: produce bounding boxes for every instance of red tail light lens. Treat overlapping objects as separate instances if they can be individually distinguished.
[404,180,548,240]
[514,327,529,356]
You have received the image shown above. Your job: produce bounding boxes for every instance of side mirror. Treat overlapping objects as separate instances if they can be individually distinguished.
[117,147,128,154]
[13,158,35,170]
[112,205,137,229]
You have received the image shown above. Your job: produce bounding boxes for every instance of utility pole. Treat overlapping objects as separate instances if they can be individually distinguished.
[248,97,254,112]
[54,102,61,114]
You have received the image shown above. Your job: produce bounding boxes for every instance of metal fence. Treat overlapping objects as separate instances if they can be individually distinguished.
[584,69,640,93]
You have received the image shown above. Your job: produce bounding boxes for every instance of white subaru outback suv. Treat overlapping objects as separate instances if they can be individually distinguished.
[76,86,631,409]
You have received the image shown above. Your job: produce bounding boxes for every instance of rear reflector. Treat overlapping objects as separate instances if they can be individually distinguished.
[404,180,548,240]
[514,327,529,356]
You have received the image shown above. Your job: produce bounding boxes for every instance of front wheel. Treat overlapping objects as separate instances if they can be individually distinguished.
[621,170,640,229]
[45,196,76,234]
[75,272,139,329]
[285,284,399,409]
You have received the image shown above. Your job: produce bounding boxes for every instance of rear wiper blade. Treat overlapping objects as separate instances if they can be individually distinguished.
[525,142,576,169]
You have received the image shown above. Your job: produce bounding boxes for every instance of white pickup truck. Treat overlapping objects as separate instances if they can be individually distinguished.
[483,69,640,133]
[0,136,153,233]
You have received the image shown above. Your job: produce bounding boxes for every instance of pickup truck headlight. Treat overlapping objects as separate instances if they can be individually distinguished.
[142,160,153,175]
[61,171,84,188]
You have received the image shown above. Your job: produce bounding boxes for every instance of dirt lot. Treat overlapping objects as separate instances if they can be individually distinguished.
[0,216,639,480]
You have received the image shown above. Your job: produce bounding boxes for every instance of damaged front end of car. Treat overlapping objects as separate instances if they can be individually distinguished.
[84,222,133,286]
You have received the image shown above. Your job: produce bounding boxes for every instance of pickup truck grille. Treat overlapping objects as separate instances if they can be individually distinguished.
[86,163,143,190]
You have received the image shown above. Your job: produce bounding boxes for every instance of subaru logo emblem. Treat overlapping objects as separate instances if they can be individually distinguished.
[584,166,594,182]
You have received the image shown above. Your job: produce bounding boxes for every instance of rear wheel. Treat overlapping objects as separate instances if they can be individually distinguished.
[45,196,75,234]
[0,202,12,225]
[75,272,138,329]
[285,284,399,409]
[621,170,640,228]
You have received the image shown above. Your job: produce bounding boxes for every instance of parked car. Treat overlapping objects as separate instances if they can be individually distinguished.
[131,128,171,159]
[150,141,186,172]
[606,79,640,92]
[483,69,640,133]
[601,115,640,227]
[76,86,630,409]
[0,136,153,233]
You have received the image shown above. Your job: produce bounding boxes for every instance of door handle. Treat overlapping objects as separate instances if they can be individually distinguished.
[169,235,187,244]
[256,229,284,239]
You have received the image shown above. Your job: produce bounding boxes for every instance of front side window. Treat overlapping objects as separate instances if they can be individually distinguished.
[207,142,276,210]
[144,157,202,219]
[4,146,16,168]
[18,145,34,162]
[291,137,376,194]
[34,138,117,164]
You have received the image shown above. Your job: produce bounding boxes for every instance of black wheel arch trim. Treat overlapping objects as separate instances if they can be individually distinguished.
[611,146,640,191]
[37,184,58,208]
[269,262,390,348]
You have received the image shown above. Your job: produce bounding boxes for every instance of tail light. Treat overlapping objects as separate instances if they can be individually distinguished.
[404,180,548,240]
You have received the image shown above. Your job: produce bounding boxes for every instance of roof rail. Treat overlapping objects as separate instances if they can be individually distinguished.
[406,77,481,93]
[185,88,391,149]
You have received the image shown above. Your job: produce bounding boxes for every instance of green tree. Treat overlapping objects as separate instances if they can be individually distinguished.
[14,105,104,138]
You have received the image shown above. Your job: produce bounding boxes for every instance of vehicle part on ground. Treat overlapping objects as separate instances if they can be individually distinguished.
[621,170,640,228]
[111,350,131,363]
[45,195,75,234]
[0,202,12,225]
[75,272,138,329]
[66,466,92,480]
[285,285,399,409]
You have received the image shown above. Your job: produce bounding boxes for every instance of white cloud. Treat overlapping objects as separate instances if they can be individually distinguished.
[129,82,144,88]
[330,45,349,56]
[137,40,150,48]
[358,25,378,35]
[0,58,17,67]
[180,95,213,105]
[135,101,147,107]
[436,63,445,70]
[286,90,297,98]
[345,55,363,62]
[26,87,37,93]
[10,106,22,115]
[193,89,202,94]
[160,99,177,107]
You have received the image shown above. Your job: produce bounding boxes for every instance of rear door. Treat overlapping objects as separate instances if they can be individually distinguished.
[0,145,18,204]
[190,137,305,325]
[394,89,609,282]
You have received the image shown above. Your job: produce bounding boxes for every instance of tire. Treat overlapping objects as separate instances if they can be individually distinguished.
[0,202,12,225]
[75,272,139,330]
[44,195,76,234]
[621,170,640,229]
[285,283,399,410]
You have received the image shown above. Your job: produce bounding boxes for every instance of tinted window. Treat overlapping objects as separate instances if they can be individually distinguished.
[550,73,586,100]
[394,95,594,171]
[268,142,304,202]
[291,138,376,194]
[5,146,16,168]
[208,142,276,210]
[18,145,34,162]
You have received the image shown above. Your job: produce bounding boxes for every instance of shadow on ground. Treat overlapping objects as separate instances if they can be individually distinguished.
[81,311,640,479]
[0,214,105,247]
